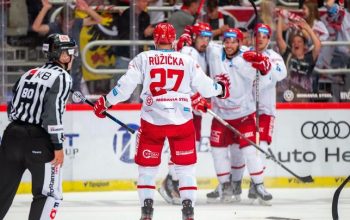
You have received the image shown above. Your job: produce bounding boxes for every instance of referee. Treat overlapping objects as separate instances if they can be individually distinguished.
[0,34,76,220]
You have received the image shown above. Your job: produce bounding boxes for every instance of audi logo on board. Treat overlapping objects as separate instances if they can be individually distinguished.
[301,121,350,139]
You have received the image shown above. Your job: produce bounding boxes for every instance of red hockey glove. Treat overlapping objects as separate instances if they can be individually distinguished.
[243,51,271,75]
[191,92,209,113]
[252,57,271,75]
[176,33,192,51]
[94,95,110,118]
[242,51,265,62]
[215,74,230,99]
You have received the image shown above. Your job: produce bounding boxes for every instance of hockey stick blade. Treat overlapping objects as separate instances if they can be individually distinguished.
[207,109,314,183]
[71,90,136,134]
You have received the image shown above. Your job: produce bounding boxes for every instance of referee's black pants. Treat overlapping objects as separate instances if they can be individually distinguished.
[0,121,63,220]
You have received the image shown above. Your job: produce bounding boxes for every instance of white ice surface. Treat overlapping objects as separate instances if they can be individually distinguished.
[5,188,350,220]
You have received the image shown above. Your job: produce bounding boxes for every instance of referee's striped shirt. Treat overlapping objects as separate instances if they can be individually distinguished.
[10,62,72,150]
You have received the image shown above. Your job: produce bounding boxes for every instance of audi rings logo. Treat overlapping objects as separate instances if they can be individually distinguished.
[301,121,350,139]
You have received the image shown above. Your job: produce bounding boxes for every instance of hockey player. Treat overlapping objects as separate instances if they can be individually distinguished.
[179,27,274,203]
[93,23,228,220]
[0,34,76,219]
[232,23,287,204]
[158,22,213,205]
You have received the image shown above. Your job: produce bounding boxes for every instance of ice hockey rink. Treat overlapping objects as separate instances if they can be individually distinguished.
[4,188,350,220]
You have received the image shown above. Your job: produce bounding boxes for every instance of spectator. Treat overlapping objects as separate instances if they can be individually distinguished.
[301,1,329,95]
[32,0,103,93]
[320,0,350,101]
[247,0,276,42]
[115,0,154,68]
[81,0,120,95]
[149,0,166,26]
[259,0,276,35]
[276,15,321,102]
[168,0,199,37]
[303,1,329,41]
[205,0,235,40]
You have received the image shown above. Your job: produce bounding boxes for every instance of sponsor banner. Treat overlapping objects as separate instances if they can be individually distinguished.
[15,176,349,193]
[0,104,349,192]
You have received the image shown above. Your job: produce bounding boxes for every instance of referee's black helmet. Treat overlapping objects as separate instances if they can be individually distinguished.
[42,34,77,61]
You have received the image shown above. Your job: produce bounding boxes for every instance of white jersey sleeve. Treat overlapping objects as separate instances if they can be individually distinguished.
[257,49,287,116]
[106,54,143,104]
[268,50,287,83]
[190,59,223,98]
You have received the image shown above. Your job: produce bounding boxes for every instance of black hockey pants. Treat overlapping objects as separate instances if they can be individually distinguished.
[0,121,62,220]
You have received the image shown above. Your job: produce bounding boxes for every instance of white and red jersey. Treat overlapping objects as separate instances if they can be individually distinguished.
[180,46,208,74]
[106,50,223,125]
[206,43,256,120]
[254,48,287,117]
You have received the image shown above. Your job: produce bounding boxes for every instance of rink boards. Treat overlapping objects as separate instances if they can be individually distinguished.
[0,103,349,193]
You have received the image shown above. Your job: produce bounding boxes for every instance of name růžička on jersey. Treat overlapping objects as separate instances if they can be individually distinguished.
[149,55,184,66]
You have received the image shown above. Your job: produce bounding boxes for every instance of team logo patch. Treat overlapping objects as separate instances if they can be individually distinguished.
[142,149,160,159]
[283,90,294,102]
[146,95,153,106]
[112,88,118,96]
[58,35,71,42]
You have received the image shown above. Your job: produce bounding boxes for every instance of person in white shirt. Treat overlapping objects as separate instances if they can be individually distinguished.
[93,23,228,220]
[158,22,214,205]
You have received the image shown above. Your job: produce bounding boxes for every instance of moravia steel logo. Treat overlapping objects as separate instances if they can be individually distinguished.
[113,124,139,163]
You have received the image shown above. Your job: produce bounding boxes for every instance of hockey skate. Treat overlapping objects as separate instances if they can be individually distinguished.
[206,184,220,203]
[158,174,181,205]
[182,199,194,220]
[221,182,233,203]
[254,183,273,206]
[140,199,154,220]
[247,181,258,204]
[231,180,242,202]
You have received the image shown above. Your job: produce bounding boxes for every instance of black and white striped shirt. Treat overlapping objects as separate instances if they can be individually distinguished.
[10,62,72,150]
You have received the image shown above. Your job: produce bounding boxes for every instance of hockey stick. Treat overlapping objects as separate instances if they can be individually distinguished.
[332,175,350,220]
[70,90,136,134]
[207,109,314,183]
[248,0,260,145]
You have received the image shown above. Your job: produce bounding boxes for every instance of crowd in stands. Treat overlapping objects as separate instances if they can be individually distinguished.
[4,0,350,103]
